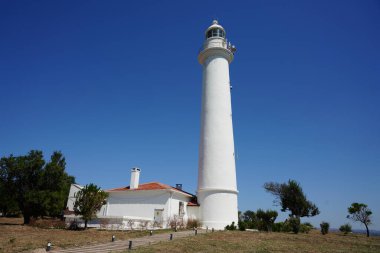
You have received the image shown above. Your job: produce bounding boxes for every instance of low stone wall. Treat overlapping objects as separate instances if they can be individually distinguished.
[64,215,158,230]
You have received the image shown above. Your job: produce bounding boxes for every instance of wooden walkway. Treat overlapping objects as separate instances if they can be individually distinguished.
[51,230,205,253]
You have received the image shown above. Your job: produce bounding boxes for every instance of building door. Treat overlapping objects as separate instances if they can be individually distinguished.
[154,209,164,227]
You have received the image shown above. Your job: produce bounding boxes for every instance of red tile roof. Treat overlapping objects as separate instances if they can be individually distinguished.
[106,182,194,197]
[187,199,200,206]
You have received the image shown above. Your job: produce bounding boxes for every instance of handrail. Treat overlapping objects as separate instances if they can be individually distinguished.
[198,40,235,55]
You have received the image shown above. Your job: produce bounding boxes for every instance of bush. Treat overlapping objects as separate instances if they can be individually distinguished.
[68,220,81,230]
[186,218,201,229]
[225,221,237,230]
[272,222,284,232]
[300,223,312,233]
[288,217,301,234]
[339,223,352,235]
[238,221,246,231]
[320,222,330,235]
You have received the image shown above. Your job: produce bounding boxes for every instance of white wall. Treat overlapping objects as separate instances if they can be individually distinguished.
[187,206,200,220]
[103,190,193,228]
[166,192,191,220]
[105,190,169,219]
[66,184,83,210]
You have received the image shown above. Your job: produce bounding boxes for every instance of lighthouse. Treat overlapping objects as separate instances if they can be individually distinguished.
[197,20,238,229]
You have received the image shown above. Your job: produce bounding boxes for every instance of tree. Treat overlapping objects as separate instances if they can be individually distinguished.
[264,179,319,234]
[0,150,74,224]
[0,155,19,216]
[347,202,372,237]
[40,152,75,216]
[256,209,278,232]
[241,210,258,229]
[339,223,352,235]
[73,183,108,229]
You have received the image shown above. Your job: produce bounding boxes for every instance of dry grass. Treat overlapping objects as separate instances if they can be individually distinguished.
[0,217,164,253]
[132,230,380,253]
[2,217,380,253]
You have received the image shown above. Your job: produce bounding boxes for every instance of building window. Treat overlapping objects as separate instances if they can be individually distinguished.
[179,202,184,216]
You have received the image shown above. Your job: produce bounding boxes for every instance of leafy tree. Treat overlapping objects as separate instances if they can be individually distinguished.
[40,152,75,216]
[347,202,372,237]
[73,183,108,229]
[0,155,19,216]
[339,223,352,235]
[0,150,74,224]
[241,210,258,229]
[264,180,319,234]
[256,209,278,232]
[264,180,319,218]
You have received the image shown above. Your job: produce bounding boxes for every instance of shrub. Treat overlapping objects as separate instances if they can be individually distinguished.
[282,221,292,232]
[225,221,237,230]
[68,220,81,230]
[167,215,184,230]
[320,222,330,235]
[300,223,311,233]
[238,221,246,231]
[288,217,301,234]
[140,220,151,230]
[256,209,278,232]
[186,218,201,229]
[272,222,283,232]
[339,223,352,235]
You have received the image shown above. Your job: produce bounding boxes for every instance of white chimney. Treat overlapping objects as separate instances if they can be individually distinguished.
[130,167,140,189]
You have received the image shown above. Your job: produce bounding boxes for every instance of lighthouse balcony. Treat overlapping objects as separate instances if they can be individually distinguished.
[198,38,236,55]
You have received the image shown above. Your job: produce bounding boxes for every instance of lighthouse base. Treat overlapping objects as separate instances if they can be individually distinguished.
[198,189,238,230]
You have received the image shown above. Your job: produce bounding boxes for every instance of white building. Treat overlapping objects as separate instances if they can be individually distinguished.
[65,168,199,229]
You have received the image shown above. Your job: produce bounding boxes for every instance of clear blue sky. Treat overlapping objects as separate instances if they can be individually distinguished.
[1,0,379,230]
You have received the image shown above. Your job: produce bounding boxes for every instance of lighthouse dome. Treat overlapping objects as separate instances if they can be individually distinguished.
[205,20,226,39]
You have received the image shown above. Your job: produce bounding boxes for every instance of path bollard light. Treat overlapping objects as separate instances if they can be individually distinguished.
[128,240,132,250]
[175,227,177,232]
[170,234,173,240]
[206,226,208,232]
[150,230,153,236]
[112,235,115,242]
[46,242,52,251]
[212,228,214,232]
[195,229,198,236]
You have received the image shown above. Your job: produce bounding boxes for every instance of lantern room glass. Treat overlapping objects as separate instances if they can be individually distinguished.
[206,28,225,39]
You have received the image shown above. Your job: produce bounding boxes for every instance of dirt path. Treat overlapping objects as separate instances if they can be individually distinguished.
[51,229,205,253]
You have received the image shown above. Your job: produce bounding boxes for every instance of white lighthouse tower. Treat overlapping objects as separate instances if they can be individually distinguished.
[197,20,238,229]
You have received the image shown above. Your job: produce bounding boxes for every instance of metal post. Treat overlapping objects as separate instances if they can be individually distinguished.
[212,228,214,232]
[46,242,51,251]
[195,229,198,235]
[112,235,115,242]
[170,233,173,240]
[128,240,132,250]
